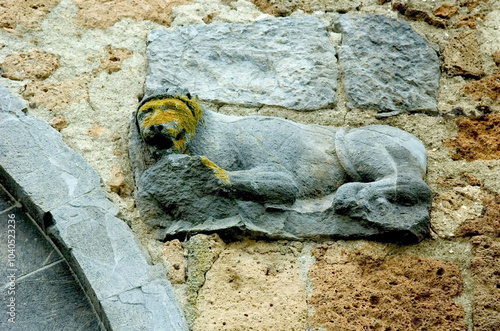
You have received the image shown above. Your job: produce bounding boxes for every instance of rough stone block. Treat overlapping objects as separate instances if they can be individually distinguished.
[145,16,337,110]
[309,243,466,330]
[442,31,484,77]
[471,236,500,331]
[334,14,440,117]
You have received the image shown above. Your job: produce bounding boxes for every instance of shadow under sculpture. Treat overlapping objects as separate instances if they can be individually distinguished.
[129,93,432,243]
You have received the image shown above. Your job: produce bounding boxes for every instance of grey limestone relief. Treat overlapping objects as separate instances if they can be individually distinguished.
[130,93,432,244]
[133,14,437,244]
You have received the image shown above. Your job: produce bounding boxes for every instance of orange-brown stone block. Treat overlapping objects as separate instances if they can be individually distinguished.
[456,193,500,237]
[463,73,500,102]
[444,113,500,161]
[73,0,191,29]
[442,31,484,77]
[471,236,500,331]
[1,51,59,81]
[309,244,466,330]
[0,0,59,30]
[433,3,458,19]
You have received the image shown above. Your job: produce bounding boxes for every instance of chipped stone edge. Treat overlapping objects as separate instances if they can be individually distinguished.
[0,85,188,331]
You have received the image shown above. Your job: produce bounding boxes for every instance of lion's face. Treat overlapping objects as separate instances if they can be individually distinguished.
[137,95,203,153]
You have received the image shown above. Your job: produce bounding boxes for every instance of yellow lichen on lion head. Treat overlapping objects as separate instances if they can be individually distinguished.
[137,93,203,153]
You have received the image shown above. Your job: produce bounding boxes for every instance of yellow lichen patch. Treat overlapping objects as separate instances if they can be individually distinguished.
[201,157,230,184]
[139,96,203,136]
[173,135,187,152]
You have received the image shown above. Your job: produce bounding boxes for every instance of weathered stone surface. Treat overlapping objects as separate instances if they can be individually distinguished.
[0,101,101,223]
[0,0,59,30]
[162,239,186,284]
[309,244,466,330]
[96,45,133,75]
[193,240,308,331]
[443,31,484,77]
[392,0,447,28]
[1,50,60,80]
[463,73,500,103]
[72,0,189,28]
[47,192,161,299]
[493,50,500,66]
[250,0,361,16]
[50,114,68,131]
[334,14,440,117]
[46,188,188,331]
[444,113,500,161]
[471,236,500,331]
[22,77,90,111]
[456,193,500,237]
[455,14,485,29]
[184,234,226,327]
[131,94,432,243]
[0,85,189,331]
[145,16,337,110]
[0,85,26,114]
[429,185,484,238]
[101,279,189,331]
[433,3,458,19]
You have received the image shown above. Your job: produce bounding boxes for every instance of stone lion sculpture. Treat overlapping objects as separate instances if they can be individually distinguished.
[129,93,431,243]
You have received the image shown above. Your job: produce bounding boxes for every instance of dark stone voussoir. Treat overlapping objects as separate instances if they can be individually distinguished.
[334,14,440,117]
[0,85,188,331]
[145,16,338,110]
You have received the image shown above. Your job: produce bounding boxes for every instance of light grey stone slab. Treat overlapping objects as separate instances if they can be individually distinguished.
[0,85,26,114]
[0,109,101,225]
[145,16,338,110]
[334,14,440,117]
[47,192,164,301]
[101,279,188,331]
[0,85,188,331]
[47,193,189,331]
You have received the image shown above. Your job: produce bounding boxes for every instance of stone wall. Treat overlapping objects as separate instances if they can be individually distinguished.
[1,0,499,330]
